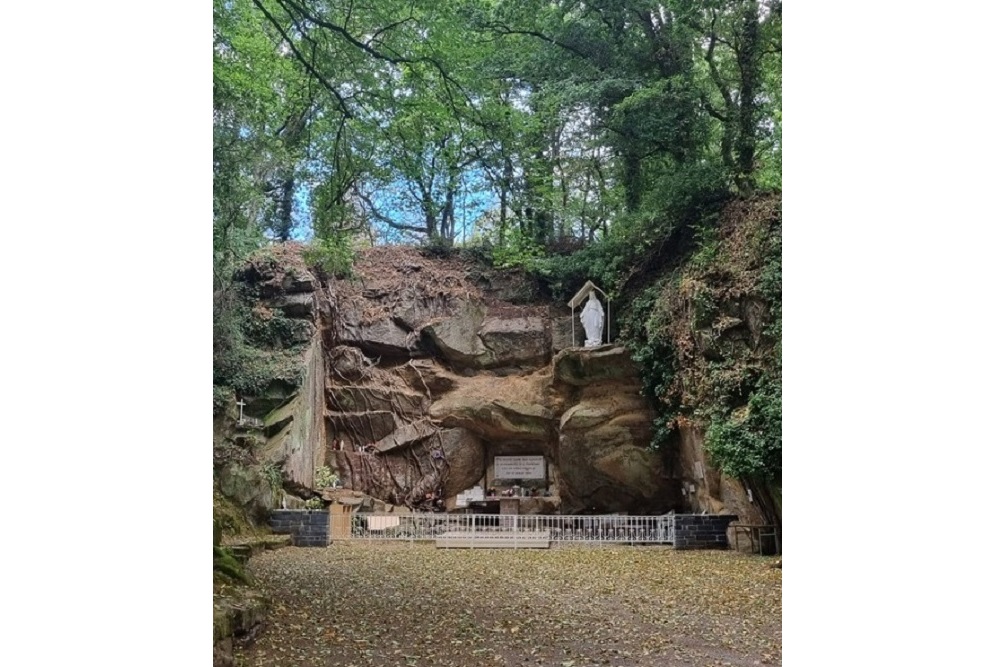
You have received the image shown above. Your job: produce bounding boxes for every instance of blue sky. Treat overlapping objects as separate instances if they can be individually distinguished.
[289,170,499,244]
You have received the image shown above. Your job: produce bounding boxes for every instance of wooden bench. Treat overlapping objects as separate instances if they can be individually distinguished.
[731,524,781,555]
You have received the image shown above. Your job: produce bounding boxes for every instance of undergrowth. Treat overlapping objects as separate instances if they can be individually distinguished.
[214,284,308,398]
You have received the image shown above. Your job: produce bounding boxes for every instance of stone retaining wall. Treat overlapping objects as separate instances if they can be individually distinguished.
[672,514,738,550]
[269,509,332,547]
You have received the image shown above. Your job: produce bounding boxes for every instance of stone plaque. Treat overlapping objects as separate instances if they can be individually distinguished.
[494,456,546,480]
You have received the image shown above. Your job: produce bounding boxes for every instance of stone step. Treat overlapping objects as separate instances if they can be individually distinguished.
[221,534,293,562]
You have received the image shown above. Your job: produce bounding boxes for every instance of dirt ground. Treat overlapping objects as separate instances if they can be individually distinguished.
[234,543,781,667]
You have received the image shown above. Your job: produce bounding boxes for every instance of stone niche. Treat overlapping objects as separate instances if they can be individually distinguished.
[454,449,561,515]
[486,451,553,492]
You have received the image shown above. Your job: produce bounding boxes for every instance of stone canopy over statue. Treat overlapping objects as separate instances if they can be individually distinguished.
[567,280,609,348]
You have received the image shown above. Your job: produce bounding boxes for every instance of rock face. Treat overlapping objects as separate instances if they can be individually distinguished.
[313,247,681,514]
[553,345,639,385]
[215,244,327,522]
[674,417,773,523]
[217,461,277,522]
[421,303,551,369]
[213,583,268,667]
[224,244,682,517]
[260,335,326,488]
[653,195,782,525]
[220,197,781,528]
[333,427,485,506]
[554,348,680,513]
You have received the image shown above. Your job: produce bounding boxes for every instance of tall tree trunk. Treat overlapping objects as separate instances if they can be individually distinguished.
[278,175,295,241]
[735,1,762,194]
[623,147,642,213]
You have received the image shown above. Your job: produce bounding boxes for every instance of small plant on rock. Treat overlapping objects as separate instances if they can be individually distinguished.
[314,465,339,489]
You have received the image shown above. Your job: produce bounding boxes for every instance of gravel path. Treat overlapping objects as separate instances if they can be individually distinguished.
[235,543,781,667]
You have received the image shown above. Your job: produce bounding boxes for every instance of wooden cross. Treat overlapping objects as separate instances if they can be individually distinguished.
[236,399,246,425]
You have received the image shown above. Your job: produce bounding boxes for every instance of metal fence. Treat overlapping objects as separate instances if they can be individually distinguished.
[348,513,676,545]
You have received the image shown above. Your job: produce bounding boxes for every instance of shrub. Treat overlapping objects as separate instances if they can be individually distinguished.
[704,376,781,481]
[314,466,339,489]
[303,234,355,279]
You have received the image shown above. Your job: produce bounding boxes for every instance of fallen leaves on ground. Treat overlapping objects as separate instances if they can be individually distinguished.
[234,543,780,667]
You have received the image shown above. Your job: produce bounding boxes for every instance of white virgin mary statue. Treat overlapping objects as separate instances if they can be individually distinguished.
[580,292,604,347]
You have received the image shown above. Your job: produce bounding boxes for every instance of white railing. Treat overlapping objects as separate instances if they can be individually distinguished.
[348,513,675,544]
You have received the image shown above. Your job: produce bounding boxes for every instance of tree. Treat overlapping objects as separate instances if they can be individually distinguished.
[696,0,782,193]
[214,0,781,252]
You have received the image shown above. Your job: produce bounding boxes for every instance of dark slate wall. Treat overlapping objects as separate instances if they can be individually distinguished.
[269,509,331,547]
[672,514,737,550]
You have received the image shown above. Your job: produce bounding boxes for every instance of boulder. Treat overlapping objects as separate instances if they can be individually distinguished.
[479,315,550,367]
[328,346,376,380]
[430,395,554,441]
[213,586,269,667]
[423,306,551,369]
[556,393,672,514]
[421,301,488,365]
[395,294,456,331]
[435,428,487,497]
[217,462,276,522]
[341,318,423,357]
[282,272,317,293]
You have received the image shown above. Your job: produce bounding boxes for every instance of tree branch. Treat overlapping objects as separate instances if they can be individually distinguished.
[251,0,353,119]
[356,190,426,233]
[705,19,734,112]
[483,22,593,63]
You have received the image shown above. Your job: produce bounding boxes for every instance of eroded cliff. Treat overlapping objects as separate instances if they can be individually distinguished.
[214,194,779,526]
[320,247,678,514]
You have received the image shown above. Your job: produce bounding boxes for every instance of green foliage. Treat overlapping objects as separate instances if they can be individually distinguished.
[617,282,679,452]
[213,0,779,251]
[303,498,325,510]
[214,385,235,416]
[759,222,782,341]
[260,462,283,494]
[704,376,781,481]
[213,545,251,584]
[690,223,721,270]
[302,234,355,279]
[530,228,636,302]
[314,466,339,490]
[242,306,300,348]
[488,227,546,270]
[644,161,731,229]
[214,338,306,397]
[214,282,307,398]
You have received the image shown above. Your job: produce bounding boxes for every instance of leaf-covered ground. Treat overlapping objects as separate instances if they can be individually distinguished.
[234,543,781,667]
